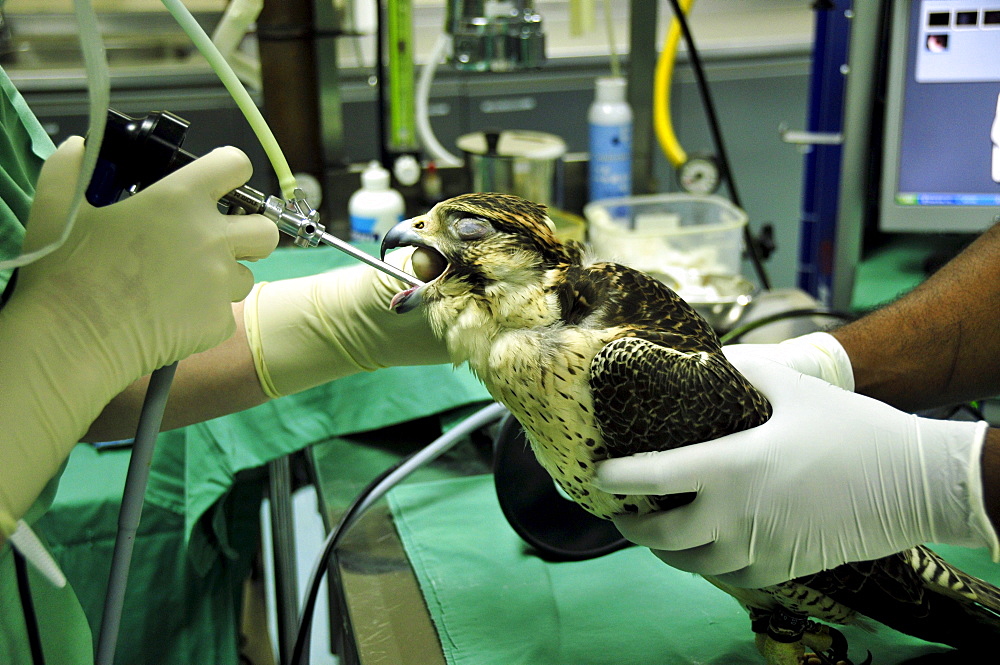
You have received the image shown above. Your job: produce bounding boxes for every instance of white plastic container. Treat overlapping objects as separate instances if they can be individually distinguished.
[349,161,406,242]
[584,193,754,330]
[588,76,633,202]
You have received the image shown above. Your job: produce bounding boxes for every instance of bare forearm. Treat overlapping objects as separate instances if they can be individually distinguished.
[84,301,269,442]
[833,223,1000,412]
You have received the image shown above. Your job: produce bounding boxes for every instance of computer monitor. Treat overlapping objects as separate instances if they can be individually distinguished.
[878,0,1000,232]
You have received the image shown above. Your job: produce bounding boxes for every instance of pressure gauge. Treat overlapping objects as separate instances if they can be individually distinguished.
[677,155,722,195]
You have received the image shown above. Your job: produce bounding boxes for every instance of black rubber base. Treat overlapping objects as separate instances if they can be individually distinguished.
[492,413,632,561]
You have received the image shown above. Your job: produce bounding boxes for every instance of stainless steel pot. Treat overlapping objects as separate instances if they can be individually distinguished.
[457,129,567,207]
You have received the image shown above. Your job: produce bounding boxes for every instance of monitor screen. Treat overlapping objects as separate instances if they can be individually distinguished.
[878,0,1000,232]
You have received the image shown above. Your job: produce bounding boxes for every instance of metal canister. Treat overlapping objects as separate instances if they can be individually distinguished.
[457,129,567,207]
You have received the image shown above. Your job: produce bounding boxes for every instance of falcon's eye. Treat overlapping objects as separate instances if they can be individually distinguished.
[455,217,491,240]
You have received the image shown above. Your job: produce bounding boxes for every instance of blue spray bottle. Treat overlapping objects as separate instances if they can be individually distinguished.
[588,76,633,202]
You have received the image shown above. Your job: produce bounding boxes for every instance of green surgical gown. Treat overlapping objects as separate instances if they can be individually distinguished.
[0,65,96,665]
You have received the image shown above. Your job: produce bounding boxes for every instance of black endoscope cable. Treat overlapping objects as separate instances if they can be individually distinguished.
[665,0,773,291]
[13,548,46,665]
[288,402,508,665]
[94,362,177,665]
[719,307,858,345]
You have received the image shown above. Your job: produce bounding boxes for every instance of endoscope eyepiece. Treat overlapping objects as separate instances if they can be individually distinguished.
[85,109,191,207]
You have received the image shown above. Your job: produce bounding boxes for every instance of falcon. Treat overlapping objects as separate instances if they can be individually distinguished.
[381,192,1000,665]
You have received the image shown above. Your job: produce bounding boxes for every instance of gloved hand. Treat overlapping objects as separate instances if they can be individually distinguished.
[0,136,277,535]
[243,247,449,398]
[722,330,854,390]
[991,91,999,183]
[595,357,998,589]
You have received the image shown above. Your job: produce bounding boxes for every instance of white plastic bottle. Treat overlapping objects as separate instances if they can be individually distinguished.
[588,76,633,202]
[349,161,406,242]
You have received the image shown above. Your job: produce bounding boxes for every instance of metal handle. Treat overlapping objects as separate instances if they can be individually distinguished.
[779,124,844,146]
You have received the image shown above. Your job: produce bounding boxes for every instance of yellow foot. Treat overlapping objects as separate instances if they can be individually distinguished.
[755,633,804,665]
[755,625,859,665]
[803,622,868,665]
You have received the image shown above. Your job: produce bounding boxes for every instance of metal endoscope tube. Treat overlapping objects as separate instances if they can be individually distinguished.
[221,184,424,288]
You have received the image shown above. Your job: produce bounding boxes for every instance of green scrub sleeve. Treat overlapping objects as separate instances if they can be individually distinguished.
[0,66,55,291]
[0,65,92,665]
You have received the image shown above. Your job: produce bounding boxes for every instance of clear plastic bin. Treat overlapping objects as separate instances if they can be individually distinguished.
[584,194,753,329]
[584,193,747,276]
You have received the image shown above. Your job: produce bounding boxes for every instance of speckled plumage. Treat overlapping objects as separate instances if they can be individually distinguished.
[381,192,1000,664]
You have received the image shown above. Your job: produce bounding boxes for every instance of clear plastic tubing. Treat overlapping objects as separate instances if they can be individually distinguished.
[160,0,298,199]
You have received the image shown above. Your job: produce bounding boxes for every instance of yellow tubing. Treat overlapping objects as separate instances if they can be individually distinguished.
[654,0,695,169]
[161,0,298,199]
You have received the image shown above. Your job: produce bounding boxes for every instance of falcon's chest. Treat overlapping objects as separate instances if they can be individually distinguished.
[474,325,653,518]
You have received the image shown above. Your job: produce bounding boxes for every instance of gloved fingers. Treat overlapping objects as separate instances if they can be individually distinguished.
[21,136,87,252]
[226,214,279,262]
[722,356,800,392]
[723,343,820,383]
[735,356,892,427]
[229,262,258,302]
[610,505,717,551]
[720,343,779,366]
[163,145,254,202]
[724,333,855,391]
[650,542,752,580]
[39,135,86,185]
[595,444,736,495]
[723,356,842,412]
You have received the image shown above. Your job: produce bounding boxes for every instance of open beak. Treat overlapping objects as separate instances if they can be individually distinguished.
[380,220,447,313]
[380,220,424,259]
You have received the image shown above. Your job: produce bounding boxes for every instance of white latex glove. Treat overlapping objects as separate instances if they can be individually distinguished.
[0,136,277,535]
[991,91,1000,184]
[722,331,854,391]
[595,357,998,589]
[244,247,449,398]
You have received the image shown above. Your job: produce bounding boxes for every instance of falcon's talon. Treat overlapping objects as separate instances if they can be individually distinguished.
[820,626,853,665]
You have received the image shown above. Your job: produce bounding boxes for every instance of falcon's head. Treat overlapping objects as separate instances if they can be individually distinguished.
[380,192,583,362]
[380,192,580,316]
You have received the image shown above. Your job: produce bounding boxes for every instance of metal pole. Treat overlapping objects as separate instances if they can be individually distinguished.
[629,0,657,195]
[268,456,299,665]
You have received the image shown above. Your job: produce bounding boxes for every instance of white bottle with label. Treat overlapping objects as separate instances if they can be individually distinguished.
[588,76,633,202]
[349,161,406,242]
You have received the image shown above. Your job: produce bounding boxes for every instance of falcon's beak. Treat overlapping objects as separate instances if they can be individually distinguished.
[380,220,424,259]
[380,219,447,314]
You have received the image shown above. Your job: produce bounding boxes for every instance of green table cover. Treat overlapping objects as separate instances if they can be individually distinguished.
[389,475,999,664]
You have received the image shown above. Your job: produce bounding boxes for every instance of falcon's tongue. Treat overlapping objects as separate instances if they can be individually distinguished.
[390,285,421,312]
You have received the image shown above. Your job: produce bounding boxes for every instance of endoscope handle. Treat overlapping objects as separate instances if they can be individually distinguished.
[85,108,280,220]
[86,109,192,207]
